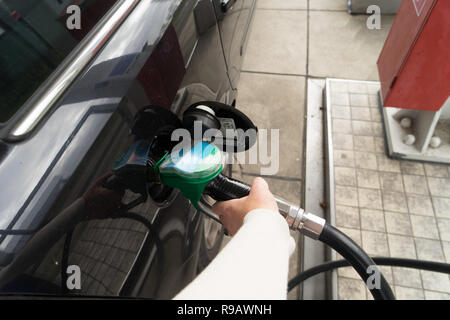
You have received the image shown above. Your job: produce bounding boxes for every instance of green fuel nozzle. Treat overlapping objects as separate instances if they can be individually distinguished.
[155,142,224,208]
[110,140,250,209]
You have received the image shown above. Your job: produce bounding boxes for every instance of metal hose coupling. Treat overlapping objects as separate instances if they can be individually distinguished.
[203,174,326,239]
[275,197,326,240]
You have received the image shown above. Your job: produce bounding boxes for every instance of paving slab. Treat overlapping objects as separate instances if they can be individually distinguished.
[257,0,307,10]
[309,11,394,80]
[234,72,305,179]
[230,71,305,300]
[242,9,307,75]
[310,0,348,11]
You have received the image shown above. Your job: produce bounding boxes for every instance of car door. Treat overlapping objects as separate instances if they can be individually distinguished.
[212,0,256,89]
[0,0,231,299]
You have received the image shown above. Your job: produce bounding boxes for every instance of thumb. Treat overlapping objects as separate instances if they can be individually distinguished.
[249,177,269,197]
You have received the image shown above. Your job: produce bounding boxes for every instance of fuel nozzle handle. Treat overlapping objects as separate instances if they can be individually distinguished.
[204,174,325,239]
[204,174,251,201]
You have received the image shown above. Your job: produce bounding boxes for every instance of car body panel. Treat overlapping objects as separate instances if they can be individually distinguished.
[213,0,255,88]
[0,0,251,298]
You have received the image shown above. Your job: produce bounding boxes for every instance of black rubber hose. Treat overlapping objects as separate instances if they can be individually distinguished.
[204,174,251,201]
[319,224,395,300]
[206,175,395,299]
[288,257,450,292]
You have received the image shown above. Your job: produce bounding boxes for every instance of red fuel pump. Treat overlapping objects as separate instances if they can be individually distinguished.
[377,0,450,163]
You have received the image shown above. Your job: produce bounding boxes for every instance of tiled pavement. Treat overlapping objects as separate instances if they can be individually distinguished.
[230,0,395,299]
[328,79,450,300]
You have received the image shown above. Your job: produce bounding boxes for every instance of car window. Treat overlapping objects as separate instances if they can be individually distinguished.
[0,0,118,123]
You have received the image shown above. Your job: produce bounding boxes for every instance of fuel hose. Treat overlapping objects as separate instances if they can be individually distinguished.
[318,224,395,300]
[205,174,395,300]
[288,257,450,293]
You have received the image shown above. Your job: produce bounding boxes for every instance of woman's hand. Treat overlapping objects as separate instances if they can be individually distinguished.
[212,177,279,235]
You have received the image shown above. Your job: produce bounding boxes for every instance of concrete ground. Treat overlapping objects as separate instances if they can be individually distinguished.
[226,0,396,300]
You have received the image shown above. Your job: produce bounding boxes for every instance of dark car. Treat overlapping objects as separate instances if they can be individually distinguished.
[0,0,255,299]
